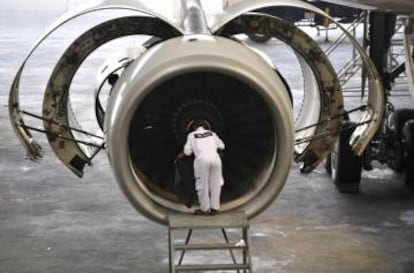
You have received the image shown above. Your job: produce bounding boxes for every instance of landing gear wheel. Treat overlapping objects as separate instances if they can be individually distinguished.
[390,108,414,141]
[325,153,332,175]
[330,122,362,193]
[391,109,414,172]
[402,120,414,192]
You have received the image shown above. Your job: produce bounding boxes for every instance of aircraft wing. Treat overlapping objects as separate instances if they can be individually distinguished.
[321,0,414,14]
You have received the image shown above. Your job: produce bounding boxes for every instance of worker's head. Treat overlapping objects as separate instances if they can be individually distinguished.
[187,119,210,132]
[194,119,208,129]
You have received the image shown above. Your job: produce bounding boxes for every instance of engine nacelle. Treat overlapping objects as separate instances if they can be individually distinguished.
[105,35,294,224]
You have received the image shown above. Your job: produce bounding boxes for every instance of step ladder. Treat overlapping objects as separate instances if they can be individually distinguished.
[168,212,253,272]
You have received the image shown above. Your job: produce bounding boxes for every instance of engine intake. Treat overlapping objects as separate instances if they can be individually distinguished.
[105,35,294,225]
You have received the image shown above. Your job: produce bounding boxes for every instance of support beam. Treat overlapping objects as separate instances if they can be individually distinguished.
[369,12,397,93]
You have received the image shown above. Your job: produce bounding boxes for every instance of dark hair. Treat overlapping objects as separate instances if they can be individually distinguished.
[193,119,208,129]
[186,119,210,133]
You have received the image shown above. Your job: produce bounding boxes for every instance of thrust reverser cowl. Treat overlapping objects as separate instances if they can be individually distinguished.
[104,35,294,225]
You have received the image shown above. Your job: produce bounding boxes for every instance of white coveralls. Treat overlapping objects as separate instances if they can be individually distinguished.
[184,127,225,212]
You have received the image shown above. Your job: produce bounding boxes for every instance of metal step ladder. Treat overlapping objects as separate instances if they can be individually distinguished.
[324,12,368,88]
[168,212,253,272]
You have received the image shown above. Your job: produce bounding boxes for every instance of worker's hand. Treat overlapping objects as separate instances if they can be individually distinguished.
[175,152,185,162]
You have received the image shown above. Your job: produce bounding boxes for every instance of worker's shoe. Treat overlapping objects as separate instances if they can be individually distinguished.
[194,209,210,216]
[210,209,219,216]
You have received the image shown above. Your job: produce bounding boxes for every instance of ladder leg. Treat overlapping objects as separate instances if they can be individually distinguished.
[178,229,192,265]
[243,227,253,273]
[221,228,240,273]
[168,229,176,273]
[243,228,247,273]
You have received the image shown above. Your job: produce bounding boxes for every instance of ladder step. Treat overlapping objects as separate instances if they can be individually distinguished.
[176,263,250,271]
[169,212,248,229]
[175,242,246,251]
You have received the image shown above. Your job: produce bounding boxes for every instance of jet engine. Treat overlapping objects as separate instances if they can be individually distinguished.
[105,34,294,223]
[9,0,384,225]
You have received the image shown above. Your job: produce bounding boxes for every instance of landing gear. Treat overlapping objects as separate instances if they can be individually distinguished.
[390,109,414,142]
[390,109,414,172]
[390,109,414,192]
[323,11,414,194]
[328,122,362,193]
[402,120,414,192]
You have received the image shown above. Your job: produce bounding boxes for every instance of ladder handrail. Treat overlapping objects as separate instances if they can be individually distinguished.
[325,12,367,56]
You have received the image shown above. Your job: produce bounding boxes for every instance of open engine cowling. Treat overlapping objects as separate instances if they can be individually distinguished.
[105,35,294,224]
[9,0,384,226]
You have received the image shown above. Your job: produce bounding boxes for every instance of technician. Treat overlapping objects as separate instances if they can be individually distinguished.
[183,120,225,215]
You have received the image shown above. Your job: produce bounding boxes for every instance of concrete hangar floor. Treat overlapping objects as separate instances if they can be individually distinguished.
[1,2,414,273]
